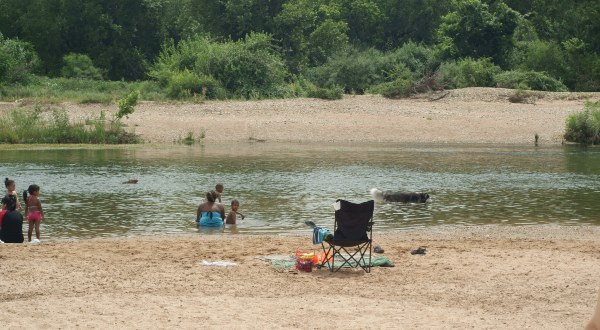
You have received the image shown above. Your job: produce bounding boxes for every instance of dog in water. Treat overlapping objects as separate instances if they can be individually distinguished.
[370,188,430,203]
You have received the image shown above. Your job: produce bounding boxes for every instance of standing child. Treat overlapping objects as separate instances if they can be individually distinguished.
[215,183,224,203]
[225,199,245,224]
[23,184,44,243]
[4,178,20,210]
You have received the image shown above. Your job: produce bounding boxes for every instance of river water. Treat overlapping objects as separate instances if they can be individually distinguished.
[1,143,599,240]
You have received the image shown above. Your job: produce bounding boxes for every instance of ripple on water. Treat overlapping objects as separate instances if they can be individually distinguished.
[0,143,599,239]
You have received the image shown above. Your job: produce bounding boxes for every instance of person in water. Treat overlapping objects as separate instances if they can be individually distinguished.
[215,183,224,203]
[4,177,21,210]
[23,184,44,242]
[225,199,245,225]
[196,190,225,227]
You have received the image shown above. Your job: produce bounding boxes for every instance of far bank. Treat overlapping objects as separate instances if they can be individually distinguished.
[1,88,600,145]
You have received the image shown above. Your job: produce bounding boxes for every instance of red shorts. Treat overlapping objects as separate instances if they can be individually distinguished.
[27,211,42,222]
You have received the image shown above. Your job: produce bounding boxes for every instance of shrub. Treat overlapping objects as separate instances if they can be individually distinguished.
[304,42,438,95]
[508,40,567,84]
[386,42,438,80]
[0,106,139,144]
[507,88,539,104]
[305,86,343,100]
[371,65,416,98]
[495,70,568,92]
[372,79,414,98]
[166,70,226,100]
[0,50,9,85]
[436,57,501,89]
[61,53,103,80]
[0,34,40,84]
[116,90,140,120]
[150,33,289,99]
[305,47,388,94]
[564,101,600,145]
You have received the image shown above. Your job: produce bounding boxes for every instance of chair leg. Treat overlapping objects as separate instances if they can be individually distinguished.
[321,242,372,273]
[320,242,334,271]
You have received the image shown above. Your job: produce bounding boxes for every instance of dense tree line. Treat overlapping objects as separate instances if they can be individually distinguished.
[1,0,600,96]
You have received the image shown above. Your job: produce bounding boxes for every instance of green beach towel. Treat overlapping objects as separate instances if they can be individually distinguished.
[270,255,394,268]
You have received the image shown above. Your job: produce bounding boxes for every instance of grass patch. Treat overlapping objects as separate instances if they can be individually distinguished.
[0,105,140,144]
[508,88,540,104]
[0,76,167,103]
[564,101,600,145]
[178,129,206,145]
[306,86,343,100]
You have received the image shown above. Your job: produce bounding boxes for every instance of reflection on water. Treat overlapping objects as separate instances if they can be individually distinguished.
[1,143,599,240]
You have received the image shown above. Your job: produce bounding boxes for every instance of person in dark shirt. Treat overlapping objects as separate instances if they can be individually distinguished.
[0,195,24,243]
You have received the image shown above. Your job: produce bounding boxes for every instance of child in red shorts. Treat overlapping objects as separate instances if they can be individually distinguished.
[23,184,44,243]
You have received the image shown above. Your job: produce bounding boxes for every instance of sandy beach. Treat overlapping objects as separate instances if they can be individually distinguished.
[1,88,600,329]
[0,227,599,329]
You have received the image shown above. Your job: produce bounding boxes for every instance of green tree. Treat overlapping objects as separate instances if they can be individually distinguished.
[336,0,385,46]
[0,33,40,84]
[379,0,451,49]
[220,0,284,40]
[0,0,165,80]
[275,0,345,71]
[0,0,63,75]
[308,19,349,65]
[437,0,520,66]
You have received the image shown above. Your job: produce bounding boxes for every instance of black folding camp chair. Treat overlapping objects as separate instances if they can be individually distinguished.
[320,199,374,273]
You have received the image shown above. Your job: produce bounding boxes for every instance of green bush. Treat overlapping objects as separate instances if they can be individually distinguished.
[564,102,600,145]
[282,75,312,98]
[386,42,438,80]
[371,65,416,98]
[116,90,140,120]
[0,33,40,84]
[305,85,343,100]
[436,57,501,89]
[371,78,414,98]
[0,50,9,85]
[150,33,289,99]
[562,39,600,92]
[0,106,139,144]
[61,53,103,80]
[166,70,226,99]
[508,40,567,84]
[495,70,568,92]
[305,47,388,94]
[305,42,438,95]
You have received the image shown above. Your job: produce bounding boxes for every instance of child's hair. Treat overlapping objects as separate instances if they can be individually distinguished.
[231,199,239,206]
[23,184,40,202]
[206,190,218,203]
[215,183,224,191]
[5,177,14,188]
[3,194,16,211]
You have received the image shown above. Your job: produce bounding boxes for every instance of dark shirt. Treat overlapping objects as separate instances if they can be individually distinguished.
[0,210,24,243]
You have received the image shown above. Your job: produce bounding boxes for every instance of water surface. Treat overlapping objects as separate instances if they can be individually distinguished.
[1,143,599,240]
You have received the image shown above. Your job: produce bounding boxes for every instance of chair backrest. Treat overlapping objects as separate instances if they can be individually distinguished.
[333,199,374,241]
